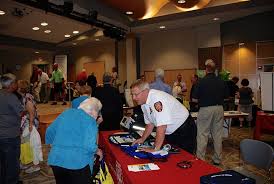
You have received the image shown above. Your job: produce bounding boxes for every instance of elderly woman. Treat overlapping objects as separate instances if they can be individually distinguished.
[17,80,41,173]
[46,98,103,184]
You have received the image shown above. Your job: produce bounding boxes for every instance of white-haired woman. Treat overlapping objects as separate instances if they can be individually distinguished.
[46,97,103,184]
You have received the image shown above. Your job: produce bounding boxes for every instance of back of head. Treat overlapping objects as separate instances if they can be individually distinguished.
[79,85,92,96]
[155,68,164,79]
[1,73,17,89]
[78,97,102,115]
[130,79,150,91]
[205,59,216,73]
[103,72,112,84]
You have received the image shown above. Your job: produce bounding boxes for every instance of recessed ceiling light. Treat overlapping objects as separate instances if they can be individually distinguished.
[41,22,48,26]
[44,30,51,33]
[0,10,5,15]
[126,11,133,15]
[213,17,220,21]
[35,51,39,54]
[178,0,186,3]
[32,27,40,31]
[72,43,77,45]
[64,34,71,38]
[73,31,79,34]
[95,38,100,41]
[159,25,166,29]
[239,42,245,46]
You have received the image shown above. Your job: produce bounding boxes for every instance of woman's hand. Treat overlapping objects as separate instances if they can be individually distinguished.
[96,148,103,161]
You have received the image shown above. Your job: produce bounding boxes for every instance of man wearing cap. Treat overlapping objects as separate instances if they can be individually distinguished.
[192,59,229,165]
[131,79,197,154]
[50,63,66,105]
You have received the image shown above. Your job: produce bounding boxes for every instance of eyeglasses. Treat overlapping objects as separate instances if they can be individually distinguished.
[131,90,145,97]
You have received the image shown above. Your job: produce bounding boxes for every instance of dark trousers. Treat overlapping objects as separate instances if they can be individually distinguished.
[0,137,20,184]
[51,165,92,184]
[166,115,197,154]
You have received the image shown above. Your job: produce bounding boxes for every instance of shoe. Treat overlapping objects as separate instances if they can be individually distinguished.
[51,102,57,105]
[25,166,40,174]
[43,101,48,104]
[62,102,67,105]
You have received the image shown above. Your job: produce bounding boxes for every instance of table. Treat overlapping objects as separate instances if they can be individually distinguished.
[253,111,274,140]
[191,111,248,138]
[99,131,220,184]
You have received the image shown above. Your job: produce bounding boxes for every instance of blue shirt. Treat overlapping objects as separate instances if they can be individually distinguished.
[71,96,89,108]
[46,108,98,173]
[150,78,172,95]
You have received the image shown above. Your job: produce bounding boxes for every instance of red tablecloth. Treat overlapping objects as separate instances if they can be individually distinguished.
[99,131,220,184]
[254,112,274,140]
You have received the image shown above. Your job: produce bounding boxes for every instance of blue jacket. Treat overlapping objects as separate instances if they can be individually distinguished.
[46,108,98,173]
[150,78,172,95]
[71,96,89,108]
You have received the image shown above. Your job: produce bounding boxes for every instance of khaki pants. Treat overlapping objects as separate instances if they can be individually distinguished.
[196,105,224,164]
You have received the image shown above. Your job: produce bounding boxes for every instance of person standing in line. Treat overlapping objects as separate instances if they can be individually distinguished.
[0,74,23,184]
[189,74,199,112]
[86,72,97,96]
[192,59,229,165]
[150,68,172,95]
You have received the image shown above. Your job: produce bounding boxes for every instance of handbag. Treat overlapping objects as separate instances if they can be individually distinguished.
[20,142,33,165]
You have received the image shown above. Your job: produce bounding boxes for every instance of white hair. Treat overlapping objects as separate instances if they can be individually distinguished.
[155,68,164,79]
[78,97,102,114]
[1,73,16,89]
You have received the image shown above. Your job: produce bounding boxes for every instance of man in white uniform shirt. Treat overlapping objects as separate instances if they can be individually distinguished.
[131,79,197,153]
[38,69,49,103]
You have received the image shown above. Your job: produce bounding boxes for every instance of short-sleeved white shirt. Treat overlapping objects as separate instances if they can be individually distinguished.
[141,89,189,135]
[39,72,49,84]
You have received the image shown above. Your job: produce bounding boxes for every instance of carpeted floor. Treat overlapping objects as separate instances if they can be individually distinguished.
[20,102,274,184]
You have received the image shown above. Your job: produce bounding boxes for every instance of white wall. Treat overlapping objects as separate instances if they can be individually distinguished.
[140,23,220,74]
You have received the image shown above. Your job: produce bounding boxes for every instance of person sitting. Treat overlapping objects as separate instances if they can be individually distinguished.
[46,98,103,184]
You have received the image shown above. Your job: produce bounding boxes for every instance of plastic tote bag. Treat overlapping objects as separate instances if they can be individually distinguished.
[20,142,33,165]
[29,127,43,165]
[93,159,114,184]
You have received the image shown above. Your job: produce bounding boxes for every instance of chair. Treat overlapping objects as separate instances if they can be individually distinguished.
[235,139,274,184]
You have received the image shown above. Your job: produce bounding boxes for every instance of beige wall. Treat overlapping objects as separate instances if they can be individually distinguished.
[140,24,220,74]
[0,51,53,80]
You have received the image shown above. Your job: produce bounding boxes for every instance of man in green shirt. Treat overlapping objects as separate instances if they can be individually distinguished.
[50,63,66,105]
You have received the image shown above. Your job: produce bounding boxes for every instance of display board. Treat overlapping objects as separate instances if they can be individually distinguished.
[260,72,274,111]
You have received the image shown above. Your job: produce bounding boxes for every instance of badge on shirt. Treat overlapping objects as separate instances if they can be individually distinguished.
[154,101,163,112]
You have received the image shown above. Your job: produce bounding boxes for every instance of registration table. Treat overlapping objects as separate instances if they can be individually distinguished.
[253,111,274,140]
[99,130,220,184]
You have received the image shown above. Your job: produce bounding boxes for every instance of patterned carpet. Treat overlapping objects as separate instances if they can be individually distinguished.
[20,103,274,184]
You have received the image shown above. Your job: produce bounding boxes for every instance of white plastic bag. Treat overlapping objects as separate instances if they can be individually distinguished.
[30,127,43,165]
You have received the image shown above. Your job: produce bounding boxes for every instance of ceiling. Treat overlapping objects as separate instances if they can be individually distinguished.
[0,0,274,51]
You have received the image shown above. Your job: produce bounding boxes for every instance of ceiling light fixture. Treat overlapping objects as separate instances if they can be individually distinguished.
[35,51,39,54]
[159,26,166,29]
[213,17,220,21]
[0,10,5,15]
[72,43,77,45]
[178,0,186,3]
[73,30,79,34]
[239,42,245,46]
[32,27,40,31]
[41,22,48,26]
[44,30,51,33]
[64,34,71,38]
[95,38,100,41]
[126,11,133,15]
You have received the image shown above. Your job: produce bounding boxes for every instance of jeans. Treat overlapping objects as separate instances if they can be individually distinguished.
[0,136,20,184]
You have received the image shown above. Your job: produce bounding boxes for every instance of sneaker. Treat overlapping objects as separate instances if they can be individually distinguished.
[51,102,57,105]
[25,166,40,174]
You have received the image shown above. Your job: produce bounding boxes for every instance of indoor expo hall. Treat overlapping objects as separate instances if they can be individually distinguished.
[0,0,274,184]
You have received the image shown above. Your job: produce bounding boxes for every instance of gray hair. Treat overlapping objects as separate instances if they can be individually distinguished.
[78,97,102,114]
[155,68,164,79]
[0,73,16,89]
[103,72,112,84]
[130,79,150,91]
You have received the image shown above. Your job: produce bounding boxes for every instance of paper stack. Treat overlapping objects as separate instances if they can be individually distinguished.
[128,163,160,172]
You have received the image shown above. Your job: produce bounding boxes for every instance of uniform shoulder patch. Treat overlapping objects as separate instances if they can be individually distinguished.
[154,101,163,112]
